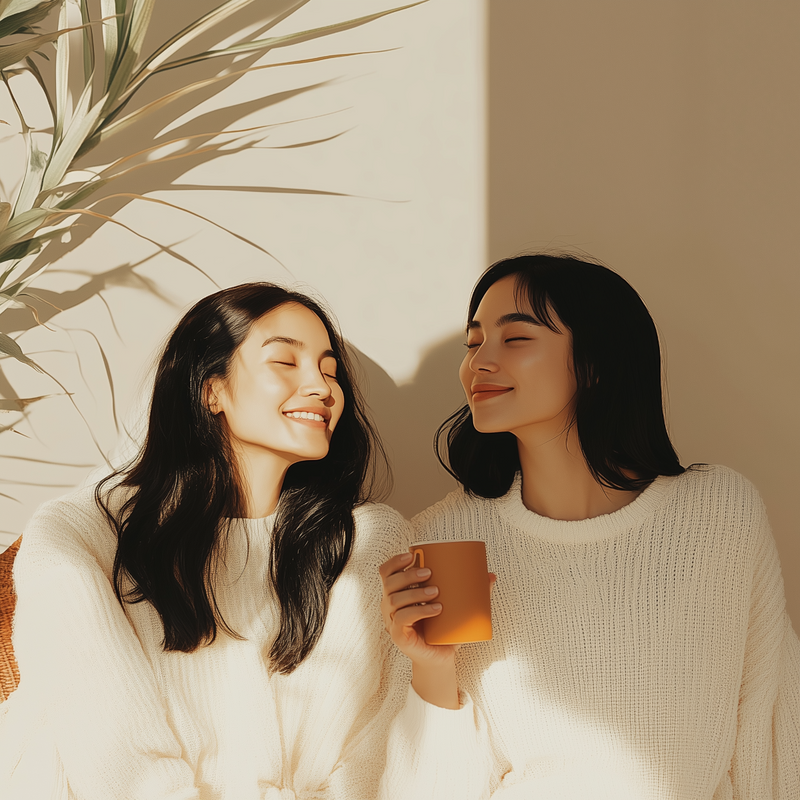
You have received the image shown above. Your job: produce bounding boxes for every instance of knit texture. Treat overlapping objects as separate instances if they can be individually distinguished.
[382,464,800,799]
[0,485,412,800]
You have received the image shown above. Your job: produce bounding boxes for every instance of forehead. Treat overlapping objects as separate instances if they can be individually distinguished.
[470,275,564,334]
[245,303,333,349]
[474,275,521,312]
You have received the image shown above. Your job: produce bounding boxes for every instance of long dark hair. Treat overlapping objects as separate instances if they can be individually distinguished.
[96,283,385,673]
[436,253,685,497]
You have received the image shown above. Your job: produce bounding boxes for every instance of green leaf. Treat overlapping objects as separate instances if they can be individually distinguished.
[0,0,54,25]
[0,261,49,313]
[0,207,50,252]
[99,0,118,91]
[78,0,94,85]
[104,0,155,110]
[12,128,48,215]
[53,0,69,143]
[0,19,96,72]
[0,331,42,371]
[0,0,61,40]
[42,80,106,192]
[0,202,10,233]
[0,226,65,266]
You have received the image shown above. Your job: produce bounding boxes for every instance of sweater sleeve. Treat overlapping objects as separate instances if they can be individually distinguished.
[725,493,800,798]
[12,496,199,800]
[379,683,493,800]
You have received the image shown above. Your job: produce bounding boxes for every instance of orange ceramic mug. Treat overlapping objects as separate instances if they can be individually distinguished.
[408,540,492,645]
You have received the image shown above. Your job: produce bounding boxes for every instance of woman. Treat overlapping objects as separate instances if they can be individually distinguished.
[0,283,411,800]
[380,254,800,799]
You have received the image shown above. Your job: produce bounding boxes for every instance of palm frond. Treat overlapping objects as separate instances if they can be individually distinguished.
[0,330,42,370]
[0,0,61,39]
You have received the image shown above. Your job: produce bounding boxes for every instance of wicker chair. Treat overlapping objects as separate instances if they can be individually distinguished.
[0,538,21,703]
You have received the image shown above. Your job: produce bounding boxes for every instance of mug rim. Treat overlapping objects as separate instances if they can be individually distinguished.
[409,539,486,547]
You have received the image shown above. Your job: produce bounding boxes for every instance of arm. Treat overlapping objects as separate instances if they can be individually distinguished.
[377,553,493,800]
[726,500,800,798]
[12,497,199,800]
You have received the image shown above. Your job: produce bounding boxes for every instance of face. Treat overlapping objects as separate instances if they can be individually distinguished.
[207,303,345,468]
[460,275,577,440]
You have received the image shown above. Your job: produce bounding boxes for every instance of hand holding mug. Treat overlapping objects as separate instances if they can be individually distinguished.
[380,540,495,663]
[379,552,460,668]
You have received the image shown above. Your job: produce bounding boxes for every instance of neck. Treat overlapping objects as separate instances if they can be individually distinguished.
[515,423,642,521]
[233,445,290,519]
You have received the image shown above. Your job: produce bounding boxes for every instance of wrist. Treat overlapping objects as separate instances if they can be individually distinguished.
[411,656,459,710]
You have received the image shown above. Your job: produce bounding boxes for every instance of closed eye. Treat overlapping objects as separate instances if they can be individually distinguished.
[464,342,481,349]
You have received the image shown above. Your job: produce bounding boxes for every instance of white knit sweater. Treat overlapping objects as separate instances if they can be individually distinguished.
[0,486,412,800]
[381,464,800,799]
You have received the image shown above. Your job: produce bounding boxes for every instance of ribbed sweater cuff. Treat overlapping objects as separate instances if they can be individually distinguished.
[401,683,479,745]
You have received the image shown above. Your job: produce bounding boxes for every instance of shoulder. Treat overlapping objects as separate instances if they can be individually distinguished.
[671,463,768,525]
[349,502,413,567]
[17,481,129,574]
[662,464,777,572]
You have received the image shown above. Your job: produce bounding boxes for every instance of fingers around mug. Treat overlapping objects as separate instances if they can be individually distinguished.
[383,566,432,597]
[386,583,439,614]
[379,552,414,581]
[391,600,443,630]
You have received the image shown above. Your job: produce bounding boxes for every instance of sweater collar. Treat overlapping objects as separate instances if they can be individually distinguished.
[493,472,680,544]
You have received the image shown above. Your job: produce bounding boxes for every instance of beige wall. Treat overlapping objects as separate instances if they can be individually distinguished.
[487,1,800,627]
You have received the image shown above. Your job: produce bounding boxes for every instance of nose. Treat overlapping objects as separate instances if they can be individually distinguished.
[299,368,334,403]
[466,342,499,374]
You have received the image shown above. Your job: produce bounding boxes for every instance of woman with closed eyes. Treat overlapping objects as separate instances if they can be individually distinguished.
[0,283,411,800]
[379,254,800,799]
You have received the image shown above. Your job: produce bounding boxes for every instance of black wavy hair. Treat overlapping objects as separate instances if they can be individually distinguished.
[436,253,685,497]
[96,283,386,674]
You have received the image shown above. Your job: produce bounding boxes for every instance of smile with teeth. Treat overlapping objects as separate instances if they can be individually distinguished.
[284,411,327,422]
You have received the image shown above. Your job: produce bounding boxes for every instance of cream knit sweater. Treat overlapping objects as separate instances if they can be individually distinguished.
[382,464,800,799]
[0,485,412,800]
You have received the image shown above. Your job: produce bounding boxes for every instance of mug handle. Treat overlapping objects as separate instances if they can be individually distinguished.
[407,548,425,570]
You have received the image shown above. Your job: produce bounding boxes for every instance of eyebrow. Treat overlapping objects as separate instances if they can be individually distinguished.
[466,312,543,332]
[261,336,336,360]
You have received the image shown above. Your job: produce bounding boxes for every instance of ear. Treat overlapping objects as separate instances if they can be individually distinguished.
[204,378,223,415]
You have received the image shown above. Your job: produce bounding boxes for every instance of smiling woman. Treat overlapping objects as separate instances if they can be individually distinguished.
[0,283,412,800]
[379,254,800,799]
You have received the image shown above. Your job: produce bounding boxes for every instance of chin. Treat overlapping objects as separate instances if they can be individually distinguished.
[471,417,509,435]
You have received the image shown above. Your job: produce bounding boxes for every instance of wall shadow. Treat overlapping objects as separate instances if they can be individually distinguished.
[348,332,467,520]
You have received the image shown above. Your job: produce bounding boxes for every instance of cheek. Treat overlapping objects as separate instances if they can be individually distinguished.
[329,385,347,431]
[458,354,472,395]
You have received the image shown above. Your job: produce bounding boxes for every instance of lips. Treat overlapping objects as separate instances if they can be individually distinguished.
[471,383,512,401]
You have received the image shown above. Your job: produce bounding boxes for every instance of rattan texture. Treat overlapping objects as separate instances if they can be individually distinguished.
[0,538,21,702]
